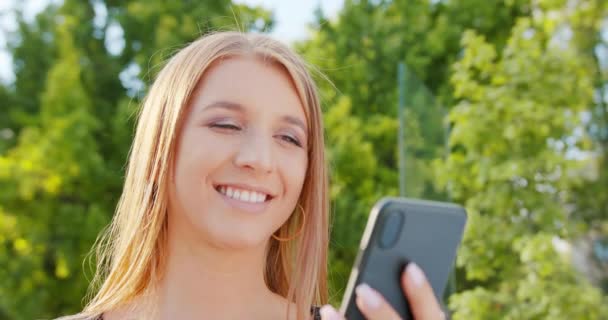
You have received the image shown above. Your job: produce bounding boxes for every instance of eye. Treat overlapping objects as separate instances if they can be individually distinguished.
[209,122,241,131]
[278,134,302,147]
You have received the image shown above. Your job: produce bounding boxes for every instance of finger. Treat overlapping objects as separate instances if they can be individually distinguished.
[319,305,344,320]
[401,263,445,319]
[355,283,401,320]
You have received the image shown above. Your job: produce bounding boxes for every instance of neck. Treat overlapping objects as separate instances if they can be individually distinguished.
[150,220,285,320]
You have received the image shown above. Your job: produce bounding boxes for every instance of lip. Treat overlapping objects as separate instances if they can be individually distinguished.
[213,182,277,198]
[213,182,276,214]
[215,187,272,214]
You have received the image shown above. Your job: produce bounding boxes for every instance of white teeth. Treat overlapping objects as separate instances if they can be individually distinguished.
[218,185,268,204]
[257,192,267,202]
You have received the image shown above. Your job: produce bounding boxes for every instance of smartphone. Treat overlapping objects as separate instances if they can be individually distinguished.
[339,197,467,319]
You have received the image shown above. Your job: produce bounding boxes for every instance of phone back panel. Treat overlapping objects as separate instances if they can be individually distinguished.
[340,197,467,319]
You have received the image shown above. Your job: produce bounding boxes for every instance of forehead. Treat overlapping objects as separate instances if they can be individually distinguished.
[189,55,307,124]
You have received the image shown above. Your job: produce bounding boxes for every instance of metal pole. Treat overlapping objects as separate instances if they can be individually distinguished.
[398,63,406,197]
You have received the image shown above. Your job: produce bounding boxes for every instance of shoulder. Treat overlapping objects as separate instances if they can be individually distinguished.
[53,314,101,320]
[269,293,320,320]
[89,306,319,320]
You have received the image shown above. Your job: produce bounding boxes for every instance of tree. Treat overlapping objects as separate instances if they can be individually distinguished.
[300,0,607,317]
[299,0,531,302]
[0,1,272,318]
[436,2,608,317]
[0,14,106,319]
[2,0,607,318]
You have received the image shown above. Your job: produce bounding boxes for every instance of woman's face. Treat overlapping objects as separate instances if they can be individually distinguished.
[169,56,309,249]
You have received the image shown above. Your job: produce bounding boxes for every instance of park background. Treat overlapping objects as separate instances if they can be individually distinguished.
[0,0,607,319]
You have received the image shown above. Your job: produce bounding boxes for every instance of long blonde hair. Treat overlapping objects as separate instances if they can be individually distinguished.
[66,32,329,320]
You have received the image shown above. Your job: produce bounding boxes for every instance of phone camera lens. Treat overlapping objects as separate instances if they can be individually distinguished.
[378,211,404,249]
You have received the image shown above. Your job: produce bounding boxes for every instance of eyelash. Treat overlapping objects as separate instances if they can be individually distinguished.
[209,123,303,148]
[211,123,241,131]
[280,135,302,147]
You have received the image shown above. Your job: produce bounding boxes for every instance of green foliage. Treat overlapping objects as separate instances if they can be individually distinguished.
[0,15,107,319]
[450,234,608,319]
[300,0,532,303]
[0,1,272,319]
[301,0,608,317]
[1,0,607,318]
[437,9,608,320]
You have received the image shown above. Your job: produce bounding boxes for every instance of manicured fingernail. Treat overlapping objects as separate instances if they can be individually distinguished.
[407,263,425,287]
[355,283,381,309]
[319,305,340,320]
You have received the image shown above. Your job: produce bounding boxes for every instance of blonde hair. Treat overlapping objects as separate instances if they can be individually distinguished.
[64,32,329,320]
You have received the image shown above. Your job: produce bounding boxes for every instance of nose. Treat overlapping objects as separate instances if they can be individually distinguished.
[233,129,274,174]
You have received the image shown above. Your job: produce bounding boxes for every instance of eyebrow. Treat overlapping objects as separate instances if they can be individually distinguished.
[201,100,244,113]
[282,115,308,136]
[201,100,308,135]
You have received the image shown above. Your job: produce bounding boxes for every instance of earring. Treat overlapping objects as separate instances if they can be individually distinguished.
[272,204,306,242]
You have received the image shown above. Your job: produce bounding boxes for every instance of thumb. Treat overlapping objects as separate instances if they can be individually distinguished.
[401,263,445,319]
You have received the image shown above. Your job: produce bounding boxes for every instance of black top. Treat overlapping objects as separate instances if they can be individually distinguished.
[96,306,321,319]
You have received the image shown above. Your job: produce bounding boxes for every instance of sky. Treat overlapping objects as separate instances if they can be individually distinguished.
[235,0,343,42]
[0,0,344,83]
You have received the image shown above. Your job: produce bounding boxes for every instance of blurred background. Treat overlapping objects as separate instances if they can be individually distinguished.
[0,0,607,319]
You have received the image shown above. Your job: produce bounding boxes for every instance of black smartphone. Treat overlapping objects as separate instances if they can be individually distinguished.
[339,197,467,319]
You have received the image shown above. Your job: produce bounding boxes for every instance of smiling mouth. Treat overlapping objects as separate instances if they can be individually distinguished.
[214,184,274,204]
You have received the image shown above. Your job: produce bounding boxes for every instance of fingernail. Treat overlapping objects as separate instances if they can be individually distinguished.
[407,263,426,287]
[319,305,340,320]
[355,283,381,309]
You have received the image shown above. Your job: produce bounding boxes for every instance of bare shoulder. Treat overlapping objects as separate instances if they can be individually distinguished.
[270,293,319,320]
[101,294,157,320]
[101,305,144,320]
[53,314,100,320]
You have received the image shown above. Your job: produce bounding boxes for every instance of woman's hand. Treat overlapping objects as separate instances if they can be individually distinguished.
[320,263,445,320]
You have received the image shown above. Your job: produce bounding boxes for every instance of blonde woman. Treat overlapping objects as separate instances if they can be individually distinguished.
[60,32,443,320]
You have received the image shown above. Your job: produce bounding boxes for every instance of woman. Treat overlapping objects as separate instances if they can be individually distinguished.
[60,32,443,320]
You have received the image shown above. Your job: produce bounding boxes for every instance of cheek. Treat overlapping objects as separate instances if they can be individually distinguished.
[280,151,308,199]
[173,131,233,201]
